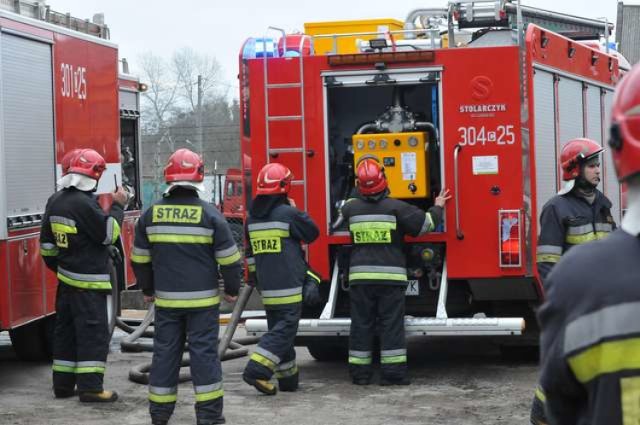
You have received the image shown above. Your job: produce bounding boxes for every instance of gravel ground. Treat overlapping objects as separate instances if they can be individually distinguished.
[0,326,538,425]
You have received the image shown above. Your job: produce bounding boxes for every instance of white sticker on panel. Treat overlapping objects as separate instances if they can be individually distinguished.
[401,152,417,180]
[472,155,499,175]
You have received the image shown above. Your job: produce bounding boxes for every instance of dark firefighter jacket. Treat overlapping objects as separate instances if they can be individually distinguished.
[538,229,640,425]
[131,188,241,308]
[40,187,124,291]
[340,193,443,286]
[536,189,615,285]
[245,196,319,308]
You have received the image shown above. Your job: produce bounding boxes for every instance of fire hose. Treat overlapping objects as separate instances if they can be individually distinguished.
[117,285,257,384]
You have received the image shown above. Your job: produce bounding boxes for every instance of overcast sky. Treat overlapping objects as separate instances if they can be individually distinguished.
[49,0,622,99]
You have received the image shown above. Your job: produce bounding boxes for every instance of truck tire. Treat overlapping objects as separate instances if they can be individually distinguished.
[9,319,50,361]
[306,340,348,362]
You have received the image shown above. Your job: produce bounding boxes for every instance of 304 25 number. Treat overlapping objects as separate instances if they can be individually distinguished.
[458,125,515,146]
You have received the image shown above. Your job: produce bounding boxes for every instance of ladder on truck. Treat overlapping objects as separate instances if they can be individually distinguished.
[445,0,611,45]
[262,28,313,211]
[0,0,110,39]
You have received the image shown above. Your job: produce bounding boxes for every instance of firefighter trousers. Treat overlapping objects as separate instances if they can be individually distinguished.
[244,304,301,390]
[52,283,110,393]
[149,307,223,423]
[348,284,407,381]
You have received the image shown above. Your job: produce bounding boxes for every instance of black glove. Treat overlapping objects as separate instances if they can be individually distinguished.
[107,245,123,265]
[302,269,323,307]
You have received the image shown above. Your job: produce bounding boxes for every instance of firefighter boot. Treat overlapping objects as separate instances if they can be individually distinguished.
[277,372,299,392]
[242,374,277,396]
[79,390,118,403]
[379,376,411,386]
[151,419,168,425]
[53,387,77,398]
[197,417,226,425]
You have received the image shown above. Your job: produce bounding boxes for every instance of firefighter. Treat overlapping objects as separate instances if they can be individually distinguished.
[537,63,640,424]
[39,148,128,402]
[242,163,319,395]
[131,148,241,425]
[340,157,451,385]
[530,137,616,424]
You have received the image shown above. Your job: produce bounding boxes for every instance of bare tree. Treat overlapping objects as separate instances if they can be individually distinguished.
[172,47,224,113]
[137,52,178,132]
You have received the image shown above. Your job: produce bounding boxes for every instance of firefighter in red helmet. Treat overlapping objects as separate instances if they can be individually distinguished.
[131,148,241,425]
[243,162,319,395]
[340,157,450,385]
[530,137,617,424]
[39,148,128,403]
[536,63,640,424]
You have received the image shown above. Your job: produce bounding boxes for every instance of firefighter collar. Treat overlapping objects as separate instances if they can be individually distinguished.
[57,173,98,192]
[557,179,575,195]
[163,181,206,196]
[621,185,640,237]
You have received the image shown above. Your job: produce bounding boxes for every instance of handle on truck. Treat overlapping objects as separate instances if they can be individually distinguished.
[453,144,464,240]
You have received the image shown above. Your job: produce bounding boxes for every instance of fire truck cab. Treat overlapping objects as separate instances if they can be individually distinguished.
[0,1,143,360]
[239,1,622,359]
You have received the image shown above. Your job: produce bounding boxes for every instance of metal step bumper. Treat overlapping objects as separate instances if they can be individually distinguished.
[245,316,525,338]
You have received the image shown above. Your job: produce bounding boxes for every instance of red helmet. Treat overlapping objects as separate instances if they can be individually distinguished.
[256,163,293,195]
[609,63,640,182]
[61,149,81,176]
[68,149,107,180]
[164,149,204,183]
[356,157,387,196]
[560,138,603,181]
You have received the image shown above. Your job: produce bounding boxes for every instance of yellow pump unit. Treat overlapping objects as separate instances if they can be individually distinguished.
[352,132,429,199]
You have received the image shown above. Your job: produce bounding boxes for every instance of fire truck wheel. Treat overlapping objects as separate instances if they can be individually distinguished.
[306,340,348,362]
[9,319,50,361]
[106,260,120,337]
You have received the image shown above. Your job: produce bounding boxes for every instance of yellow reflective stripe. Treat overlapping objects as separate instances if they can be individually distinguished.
[535,387,546,403]
[131,254,152,264]
[75,366,105,374]
[566,232,597,245]
[148,234,213,244]
[248,264,256,272]
[262,294,303,306]
[216,251,241,266]
[52,365,75,373]
[536,254,561,263]
[380,355,407,364]
[250,352,276,370]
[195,389,224,402]
[248,229,289,239]
[51,223,77,234]
[275,365,298,378]
[348,356,372,365]
[621,377,640,423]
[349,221,397,232]
[568,337,640,383]
[149,393,177,403]
[57,273,112,291]
[40,247,59,257]
[306,270,321,283]
[154,296,220,308]
[111,220,121,244]
[152,205,203,224]
[349,272,407,281]
[596,231,611,240]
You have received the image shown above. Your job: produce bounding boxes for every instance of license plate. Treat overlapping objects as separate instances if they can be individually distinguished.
[405,280,420,296]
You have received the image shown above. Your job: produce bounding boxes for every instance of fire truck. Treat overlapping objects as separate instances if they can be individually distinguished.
[0,1,143,360]
[238,1,623,359]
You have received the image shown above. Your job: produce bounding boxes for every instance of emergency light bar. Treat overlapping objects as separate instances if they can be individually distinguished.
[328,50,435,66]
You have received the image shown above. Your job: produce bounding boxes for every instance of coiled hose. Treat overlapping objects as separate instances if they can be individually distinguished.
[117,286,259,384]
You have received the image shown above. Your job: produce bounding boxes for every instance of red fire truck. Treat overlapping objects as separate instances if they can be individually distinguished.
[239,1,623,359]
[0,1,143,360]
